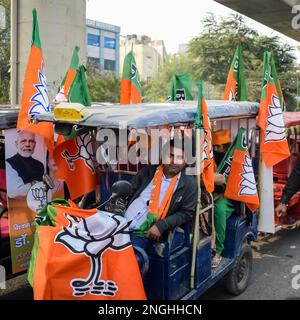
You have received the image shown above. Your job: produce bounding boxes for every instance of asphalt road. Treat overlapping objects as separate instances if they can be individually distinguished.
[0,227,300,300]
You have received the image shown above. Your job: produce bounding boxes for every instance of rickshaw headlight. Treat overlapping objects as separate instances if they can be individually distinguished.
[53,103,90,122]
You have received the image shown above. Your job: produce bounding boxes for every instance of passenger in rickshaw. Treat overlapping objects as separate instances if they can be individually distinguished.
[275,155,300,217]
[211,130,236,268]
[124,139,198,273]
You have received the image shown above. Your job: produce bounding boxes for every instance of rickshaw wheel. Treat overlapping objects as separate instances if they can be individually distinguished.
[224,243,253,296]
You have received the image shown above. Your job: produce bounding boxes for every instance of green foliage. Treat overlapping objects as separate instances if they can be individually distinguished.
[87,72,120,103]
[0,0,10,104]
[188,13,298,109]
[144,13,298,110]
[143,55,194,102]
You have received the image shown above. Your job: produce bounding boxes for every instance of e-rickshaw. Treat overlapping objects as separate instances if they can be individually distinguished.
[0,106,19,275]
[273,111,300,230]
[34,100,259,299]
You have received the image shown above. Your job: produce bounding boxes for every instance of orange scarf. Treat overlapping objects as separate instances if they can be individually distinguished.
[148,165,179,220]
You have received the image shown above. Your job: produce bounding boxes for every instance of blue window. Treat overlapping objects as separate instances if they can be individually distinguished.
[104,37,116,49]
[88,33,100,47]
[104,59,116,71]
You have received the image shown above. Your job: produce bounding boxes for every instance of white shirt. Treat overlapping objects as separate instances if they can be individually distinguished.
[125,172,180,230]
[5,162,29,198]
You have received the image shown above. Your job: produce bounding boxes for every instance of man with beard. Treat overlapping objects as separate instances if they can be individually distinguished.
[124,140,198,275]
[6,130,44,198]
[211,129,236,268]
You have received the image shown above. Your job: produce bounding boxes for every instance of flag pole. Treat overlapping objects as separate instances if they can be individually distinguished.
[190,81,203,288]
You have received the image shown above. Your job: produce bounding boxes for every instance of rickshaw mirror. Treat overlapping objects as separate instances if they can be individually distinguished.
[54,123,74,136]
[111,180,132,199]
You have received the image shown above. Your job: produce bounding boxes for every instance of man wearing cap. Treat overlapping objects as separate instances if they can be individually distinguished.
[211,129,236,268]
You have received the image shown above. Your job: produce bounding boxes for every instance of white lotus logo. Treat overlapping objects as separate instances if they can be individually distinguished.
[29,63,51,115]
[202,129,213,161]
[62,132,95,173]
[265,95,285,143]
[239,155,257,196]
[229,89,236,101]
[55,211,131,297]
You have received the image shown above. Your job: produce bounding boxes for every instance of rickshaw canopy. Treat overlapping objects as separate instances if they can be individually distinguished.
[34,100,259,129]
[0,106,19,129]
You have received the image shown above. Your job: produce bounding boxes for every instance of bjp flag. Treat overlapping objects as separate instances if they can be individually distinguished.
[168,73,194,101]
[17,9,54,152]
[28,200,146,300]
[120,51,142,104]
[54,46,80,103]
[54,133,97,200]
[257,52,290,168]
[224,43,247,101]
[218,128,259,212]
[196,81,214,193]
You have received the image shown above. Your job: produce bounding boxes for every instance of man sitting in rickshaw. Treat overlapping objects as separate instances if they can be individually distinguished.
[124,140,198,272]
[211,130,236,268]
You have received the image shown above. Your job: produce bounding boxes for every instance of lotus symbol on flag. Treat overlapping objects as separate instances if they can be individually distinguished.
[229,89,236,101]
[55,211,131,297]
[62,133,95,173]
[29,63,51,115]
[265,95,285,143]
[239,155,257,196]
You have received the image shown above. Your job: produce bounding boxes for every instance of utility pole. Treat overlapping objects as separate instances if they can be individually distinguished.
[10,0,87,105]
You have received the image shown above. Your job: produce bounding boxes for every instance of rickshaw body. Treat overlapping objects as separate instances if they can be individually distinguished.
[0,106,19,275]
[273,112,300,229]
[35,100,259,299]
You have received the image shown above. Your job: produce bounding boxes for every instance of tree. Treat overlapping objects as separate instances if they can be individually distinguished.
[188,13,298,110]
[143,54,194,102]
[0,0,10,104]
[87,72,120,103]
[144,13,298,110]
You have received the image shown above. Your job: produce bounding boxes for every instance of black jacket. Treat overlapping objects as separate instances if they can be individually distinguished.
[281,156,300,204]
[129,165,198,236]
[6,153,44,184]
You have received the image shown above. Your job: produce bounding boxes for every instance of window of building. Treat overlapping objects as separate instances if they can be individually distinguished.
[87,57,100,73]
[88,33,100,47]
[104,37,116,49]
[104,59,116,71]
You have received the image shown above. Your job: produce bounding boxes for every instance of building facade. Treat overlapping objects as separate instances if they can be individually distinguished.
[86,19,120,77]
[119,35,167,81]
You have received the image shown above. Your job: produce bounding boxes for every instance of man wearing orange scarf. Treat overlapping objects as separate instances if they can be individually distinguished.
[125,140,198,275]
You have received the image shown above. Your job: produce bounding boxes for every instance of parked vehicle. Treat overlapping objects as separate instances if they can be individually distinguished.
[34,100,259,298]
[273,112,300,230]
[0,106,19,275]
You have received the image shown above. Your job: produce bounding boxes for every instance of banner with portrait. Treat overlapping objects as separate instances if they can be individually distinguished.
[4,129,64,273]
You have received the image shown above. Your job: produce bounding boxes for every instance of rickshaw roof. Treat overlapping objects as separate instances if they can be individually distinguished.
[0,106,19,129]
[35,100,259,129]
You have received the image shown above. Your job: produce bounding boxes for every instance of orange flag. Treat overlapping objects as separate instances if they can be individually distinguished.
[17,9,54,152]
[54,46,80,103]
[196,81,214,193]
[54,133,97,200]
[219,128,259,212]
[28,201,146,300]
[257,52,290,168]
[223,43,247,101]
[120,51,142,104]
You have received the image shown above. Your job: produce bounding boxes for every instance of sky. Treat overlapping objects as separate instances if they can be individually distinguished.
[86,0,300,56]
